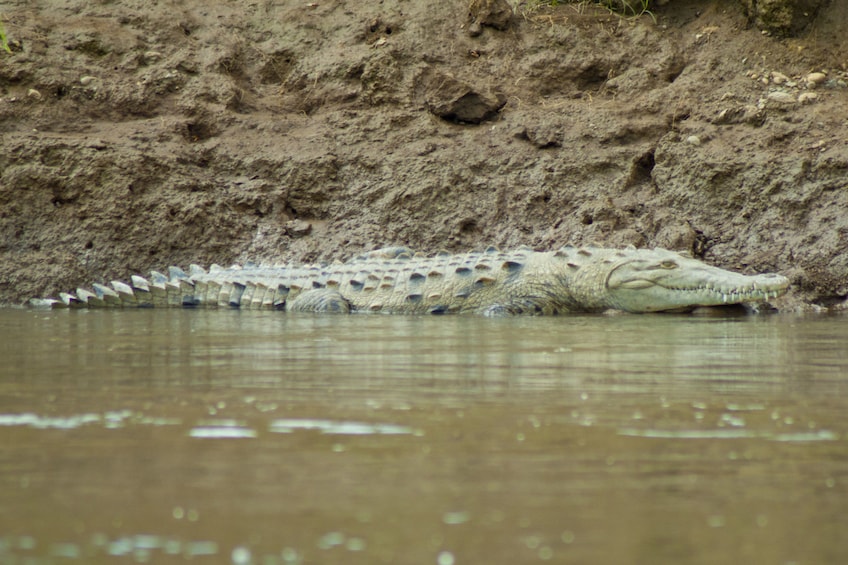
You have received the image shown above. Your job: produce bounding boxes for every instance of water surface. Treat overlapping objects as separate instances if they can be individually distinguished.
[1,309,847,564]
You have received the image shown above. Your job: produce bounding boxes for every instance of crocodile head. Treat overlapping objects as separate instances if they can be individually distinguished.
[604,249,789,313]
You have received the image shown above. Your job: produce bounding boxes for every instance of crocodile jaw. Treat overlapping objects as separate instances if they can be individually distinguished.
[605,256,790,313]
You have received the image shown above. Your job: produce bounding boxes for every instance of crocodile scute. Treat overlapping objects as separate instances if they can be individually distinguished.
[28,245,790,315]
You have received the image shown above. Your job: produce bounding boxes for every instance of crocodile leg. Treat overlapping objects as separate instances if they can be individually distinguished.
[285,288,352,313]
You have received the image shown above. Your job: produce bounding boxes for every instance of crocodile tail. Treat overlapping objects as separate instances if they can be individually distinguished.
[28,266,290,310]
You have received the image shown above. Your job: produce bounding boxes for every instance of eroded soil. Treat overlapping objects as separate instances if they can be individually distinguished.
[1,0,847,310]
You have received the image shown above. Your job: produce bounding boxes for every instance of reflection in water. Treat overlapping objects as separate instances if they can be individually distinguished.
[1,309,847,564]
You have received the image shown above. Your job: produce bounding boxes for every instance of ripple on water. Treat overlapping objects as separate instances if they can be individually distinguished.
[0,411,181,430]
[617,427,839,441]
[0,534,222,562]
[269,418,414,435]
[188,419,257,439]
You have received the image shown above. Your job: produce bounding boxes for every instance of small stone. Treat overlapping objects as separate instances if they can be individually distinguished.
[685,135,701,146]
[798,92,818,104]
[26,88,42,100]
[771,71,789,84]
[766,91,795,105]
[285,219,312,237]
[143,50,163,64]
[80,76,96,86]
[806,72,827,86]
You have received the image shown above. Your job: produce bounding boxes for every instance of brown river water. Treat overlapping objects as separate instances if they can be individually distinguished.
[0,308,847,564]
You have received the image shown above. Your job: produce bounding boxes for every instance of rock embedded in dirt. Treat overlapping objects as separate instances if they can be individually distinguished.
[741,0,827,36]
[798,92,818,104]
[805,72,827,87]
[419,69,506,124]
[467,0,513,37]
[765,90,796,107]
[713,105,765,126]
[771,71,789,85]
[515,125,563,149]
[284,220,312,238]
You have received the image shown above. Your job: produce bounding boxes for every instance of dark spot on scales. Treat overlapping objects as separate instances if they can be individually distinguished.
[455,267,472,275]
[350,280,364,291]
[410,272,426,282]
[474,263,492,271]
[407,294,423,303]
[474,276,496,288]
[502,261,523,273]
[312,281,325,289]
[429,305,448,315]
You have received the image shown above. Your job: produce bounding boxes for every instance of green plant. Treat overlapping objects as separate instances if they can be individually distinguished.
[588,0,655,22]
[0,19,11,54]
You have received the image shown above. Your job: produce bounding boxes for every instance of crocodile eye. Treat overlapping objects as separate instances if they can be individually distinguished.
[660,260,678,269]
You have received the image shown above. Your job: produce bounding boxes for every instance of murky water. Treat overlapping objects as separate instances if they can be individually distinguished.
[1,308,847,564]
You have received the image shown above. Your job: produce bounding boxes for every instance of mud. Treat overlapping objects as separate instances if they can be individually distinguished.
[1,0,847,310]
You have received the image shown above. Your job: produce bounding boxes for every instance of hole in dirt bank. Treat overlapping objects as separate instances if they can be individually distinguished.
[692,231,709,258]
[581,214,594,225]
[812,293,848,309]
[576,64,612,91]
[183,121,217,142]
[459,219,478,234]
[259,52,295,85]
[365,17,400,44]
[626,148,655,187]
[666,65,685,83]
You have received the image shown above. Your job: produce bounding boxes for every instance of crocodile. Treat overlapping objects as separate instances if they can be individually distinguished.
[28,245,789,315]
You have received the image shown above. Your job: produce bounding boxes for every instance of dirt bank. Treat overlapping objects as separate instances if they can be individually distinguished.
[1,0,847,310]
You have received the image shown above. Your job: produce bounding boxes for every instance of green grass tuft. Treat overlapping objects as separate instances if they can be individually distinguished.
[0,19,11,54]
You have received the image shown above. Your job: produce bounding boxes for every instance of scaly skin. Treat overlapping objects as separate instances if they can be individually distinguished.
[29,246,790,315]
